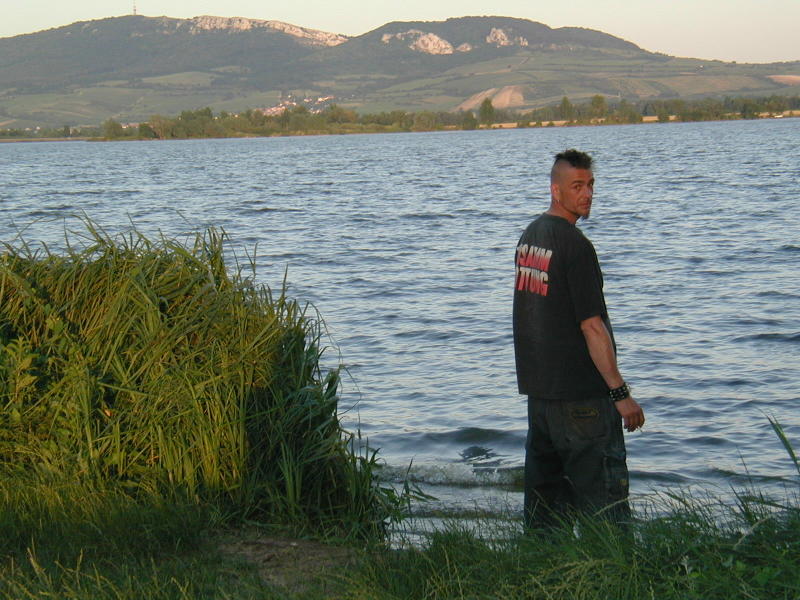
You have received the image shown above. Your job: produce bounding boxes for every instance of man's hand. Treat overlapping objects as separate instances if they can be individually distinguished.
[615,396,644,432]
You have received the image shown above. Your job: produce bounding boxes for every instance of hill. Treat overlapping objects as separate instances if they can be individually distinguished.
[0,14,798,127]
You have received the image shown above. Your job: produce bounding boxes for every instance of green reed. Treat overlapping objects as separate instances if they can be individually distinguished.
[344,499,800,599]
[4,221,798,599]
[344,420,800,600]
[0,222,396,536]
[0,471,276,599]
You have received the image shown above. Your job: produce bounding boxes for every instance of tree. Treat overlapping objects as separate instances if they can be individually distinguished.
[590,95,607,120]
[461,111,478,130]
[559,96,575,122]
[740,99,760,120]
[276,108,291,130]
[325,104,358,124]
[102,118,125,139]
[478,98,495,125]
[764,95,788,115]
[411,111,440,131]
[148,115,174,139]
[175,107,217,137]
[138,123,158,139]
[609,99,642,124]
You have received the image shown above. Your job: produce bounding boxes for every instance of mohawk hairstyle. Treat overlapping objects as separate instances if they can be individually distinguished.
[551,149,593,181]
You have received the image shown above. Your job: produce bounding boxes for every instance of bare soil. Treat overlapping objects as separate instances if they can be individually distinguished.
[768,75,800,85]
[219,530,359,595]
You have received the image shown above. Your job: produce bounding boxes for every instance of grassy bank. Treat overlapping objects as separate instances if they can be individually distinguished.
[0,223,404,597]
[351,495,799,599]
[346,420,800,599]
[2,223,798,598]
[0,477,264,598]
[4,470,799,598]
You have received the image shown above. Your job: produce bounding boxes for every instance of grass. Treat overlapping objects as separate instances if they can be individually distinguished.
[0,475,269,599]
[1,222,798,598]
[0,221,400,532]
[341,418,800,599]
[347,486,800,598]
[4,467,799,598]
[141,72,218,87]
[0,221,408,596]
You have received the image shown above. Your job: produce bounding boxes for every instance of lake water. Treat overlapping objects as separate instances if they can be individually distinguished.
[2,119,799,515]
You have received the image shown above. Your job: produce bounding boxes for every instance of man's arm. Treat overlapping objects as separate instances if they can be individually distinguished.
[580,315,645,432]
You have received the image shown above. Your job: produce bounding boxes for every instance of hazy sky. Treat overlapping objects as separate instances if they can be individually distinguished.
[2,0,798,63]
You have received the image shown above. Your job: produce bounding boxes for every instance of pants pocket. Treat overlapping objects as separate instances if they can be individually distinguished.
[564,399,606,441]
[604,445,629,504]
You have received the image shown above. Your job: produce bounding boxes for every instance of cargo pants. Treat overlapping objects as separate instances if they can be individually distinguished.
[523,395,631,530]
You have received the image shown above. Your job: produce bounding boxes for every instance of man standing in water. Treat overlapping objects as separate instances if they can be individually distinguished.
[513,149,644,530]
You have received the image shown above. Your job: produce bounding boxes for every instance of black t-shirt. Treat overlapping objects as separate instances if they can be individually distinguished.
[513,213,614,399]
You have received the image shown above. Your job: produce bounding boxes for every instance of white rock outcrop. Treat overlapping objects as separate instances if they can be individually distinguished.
[189,16,347,46]
[486,27,529,48]
[410,33,454,55]
[382,30,458,55]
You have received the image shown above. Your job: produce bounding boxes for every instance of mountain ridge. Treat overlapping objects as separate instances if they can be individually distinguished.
[2,14,349,46]
[185,15,348,46]
[0,14,797,127]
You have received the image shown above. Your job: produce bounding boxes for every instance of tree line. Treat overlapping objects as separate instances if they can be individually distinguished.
[0,124,102,139]
[1,94,798,140]
[103,94,800,139]
[104,105,476,140]
[518,94,800,126]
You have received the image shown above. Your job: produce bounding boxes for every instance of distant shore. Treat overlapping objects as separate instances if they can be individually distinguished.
[2,110,798,144]
[486,109,800,129]
[0,136,91,143]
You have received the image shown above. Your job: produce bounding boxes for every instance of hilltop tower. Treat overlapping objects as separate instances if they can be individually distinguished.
[133,2,137,15]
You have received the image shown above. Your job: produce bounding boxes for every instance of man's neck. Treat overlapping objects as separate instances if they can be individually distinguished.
[546,204,579,225]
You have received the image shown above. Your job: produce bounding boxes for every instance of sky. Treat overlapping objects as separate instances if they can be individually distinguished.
[1,0,798,64]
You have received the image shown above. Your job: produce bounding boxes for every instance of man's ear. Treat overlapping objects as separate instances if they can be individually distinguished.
[550,182,560,203]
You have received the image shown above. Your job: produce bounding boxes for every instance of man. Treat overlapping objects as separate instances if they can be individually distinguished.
[513,149,644,530]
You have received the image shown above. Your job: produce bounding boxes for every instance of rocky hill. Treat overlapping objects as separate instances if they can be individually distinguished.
[0,14,797,127]
[0,15,345,92]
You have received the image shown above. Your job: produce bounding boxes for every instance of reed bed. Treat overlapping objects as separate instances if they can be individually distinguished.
[344,420,800,599]
[3,222,798,599]
[345,494,800,599]
[0,223,396,535]
[0,474,256,599]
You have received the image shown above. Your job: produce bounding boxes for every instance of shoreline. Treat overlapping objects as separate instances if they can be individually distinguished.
[0,136,91,143]
[1,110,797,143]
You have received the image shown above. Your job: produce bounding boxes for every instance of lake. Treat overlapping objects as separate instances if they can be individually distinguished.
[2,118,799,515]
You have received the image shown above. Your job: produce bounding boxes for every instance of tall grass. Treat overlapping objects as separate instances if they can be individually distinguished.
[4,221,798,599]
[346,497,800,599]
[0,471,280,599]
[346,421,800,599]
[0,222,396,536]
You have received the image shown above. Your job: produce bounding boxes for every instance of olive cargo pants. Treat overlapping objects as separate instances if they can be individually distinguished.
[524,395,631,530]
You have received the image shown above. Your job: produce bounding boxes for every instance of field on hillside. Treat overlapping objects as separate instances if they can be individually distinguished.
[2,44,798,127]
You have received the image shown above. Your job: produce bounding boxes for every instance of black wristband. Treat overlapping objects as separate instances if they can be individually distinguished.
[609,382,630,402]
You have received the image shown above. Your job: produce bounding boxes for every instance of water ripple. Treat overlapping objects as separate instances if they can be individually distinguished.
[2,119,799,503]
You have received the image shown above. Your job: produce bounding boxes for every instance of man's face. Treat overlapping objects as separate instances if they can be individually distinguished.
[551,165,594,222]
